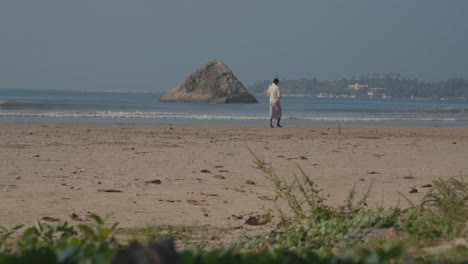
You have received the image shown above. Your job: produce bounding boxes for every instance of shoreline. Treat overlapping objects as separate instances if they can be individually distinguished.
[1,123,467,229]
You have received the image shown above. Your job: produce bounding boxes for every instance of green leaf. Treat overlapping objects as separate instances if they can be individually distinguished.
[77,225,95,239]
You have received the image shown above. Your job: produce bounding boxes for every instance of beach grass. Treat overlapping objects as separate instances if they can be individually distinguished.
[246,151,467,261]
[1,157,467,263]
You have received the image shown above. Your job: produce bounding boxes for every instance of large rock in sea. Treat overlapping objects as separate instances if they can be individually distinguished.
[160,59,258,104]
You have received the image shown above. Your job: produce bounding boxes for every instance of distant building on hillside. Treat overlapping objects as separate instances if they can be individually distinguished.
[348,83,369,91]
[367,87,385,98]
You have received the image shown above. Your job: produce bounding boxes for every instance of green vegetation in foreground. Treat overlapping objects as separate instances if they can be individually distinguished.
[245,152,467,263]
[118,224,236,249]
[1,154,467,263]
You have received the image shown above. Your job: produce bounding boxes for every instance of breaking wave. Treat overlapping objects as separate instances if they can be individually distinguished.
[0,111,265,120]
[1,110,467,123]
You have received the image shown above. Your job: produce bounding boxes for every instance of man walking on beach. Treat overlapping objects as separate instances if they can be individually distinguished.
[266,78,282,128]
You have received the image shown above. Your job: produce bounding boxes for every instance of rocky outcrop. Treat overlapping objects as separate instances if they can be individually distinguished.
[160,59,258,104]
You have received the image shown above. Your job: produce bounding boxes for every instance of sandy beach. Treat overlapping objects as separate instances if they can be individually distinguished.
[1,124,467,230]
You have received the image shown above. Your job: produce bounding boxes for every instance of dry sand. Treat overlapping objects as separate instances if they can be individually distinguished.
[1,124,467,230]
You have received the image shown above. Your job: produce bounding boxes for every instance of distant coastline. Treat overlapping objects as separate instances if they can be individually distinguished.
[251,93,467,101]
[248,75,468,100]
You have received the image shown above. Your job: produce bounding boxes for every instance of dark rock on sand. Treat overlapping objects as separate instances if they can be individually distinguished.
[160,59,258,104]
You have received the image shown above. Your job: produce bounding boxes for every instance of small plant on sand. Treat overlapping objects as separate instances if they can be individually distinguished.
[249,149,334,223]
[421,177,467,220]
[0,225,23,248]
[247,150,467,262]
[399,177,468,241]
[248,150,401,253]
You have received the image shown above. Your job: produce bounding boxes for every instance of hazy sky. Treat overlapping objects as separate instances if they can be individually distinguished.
[1,1,467,92]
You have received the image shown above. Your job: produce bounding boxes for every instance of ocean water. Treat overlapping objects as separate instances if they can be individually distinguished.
[1,88,467,126]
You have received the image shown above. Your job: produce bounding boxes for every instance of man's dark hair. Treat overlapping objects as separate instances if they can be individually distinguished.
[273,78,279,84]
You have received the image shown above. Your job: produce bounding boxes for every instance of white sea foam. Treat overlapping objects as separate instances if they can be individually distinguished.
[0,110,466,123]
[2,89,467,125]
[0,111,266,120]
